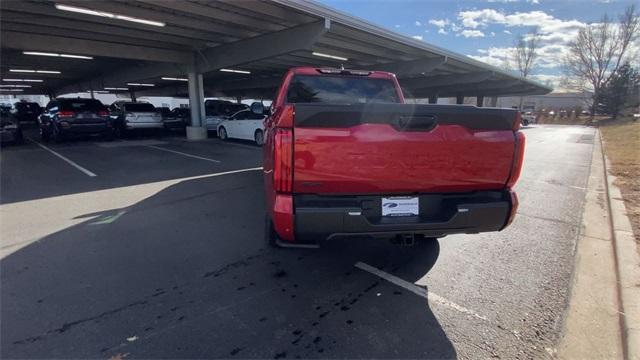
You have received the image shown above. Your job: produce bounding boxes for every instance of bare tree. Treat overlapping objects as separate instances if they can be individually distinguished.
[513,29,541,109]
[514,29,541,78]
[564,5,640,116]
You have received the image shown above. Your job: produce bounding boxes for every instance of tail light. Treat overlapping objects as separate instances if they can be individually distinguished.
[276,104,294,128]
[98,108,109,117]
[58,110,75,118]
[506,131,526,188]
[274,128,293,193]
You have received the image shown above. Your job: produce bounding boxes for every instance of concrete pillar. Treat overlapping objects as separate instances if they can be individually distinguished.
[489,96,498,107]
[428,94,438,104]
[197,73,205,124]
[456,95,464,105]
[186,69,207,140]
[476,95,484,107]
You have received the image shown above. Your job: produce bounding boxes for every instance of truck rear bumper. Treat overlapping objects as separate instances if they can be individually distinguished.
[293,190,516,244]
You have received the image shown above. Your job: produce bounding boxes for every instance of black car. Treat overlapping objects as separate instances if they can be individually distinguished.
[0,111,23,145]
[39,98,113,142]
[11,101,42,124]
[163,107,190,130]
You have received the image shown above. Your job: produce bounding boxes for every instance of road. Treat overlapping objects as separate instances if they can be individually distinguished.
[0,125,595,359]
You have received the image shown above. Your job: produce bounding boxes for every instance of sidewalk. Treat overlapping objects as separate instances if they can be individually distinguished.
[558,130,640,359]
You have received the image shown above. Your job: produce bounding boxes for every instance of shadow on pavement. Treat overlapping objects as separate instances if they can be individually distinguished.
[0,126,261,205]
[1,173,455,359]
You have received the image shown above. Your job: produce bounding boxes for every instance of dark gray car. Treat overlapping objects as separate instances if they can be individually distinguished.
[39,98,113,142]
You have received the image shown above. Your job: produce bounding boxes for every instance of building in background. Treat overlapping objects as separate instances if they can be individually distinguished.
[495,92,593,111]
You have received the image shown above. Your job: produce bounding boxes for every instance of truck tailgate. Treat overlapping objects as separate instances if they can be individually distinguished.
[293,103,519,194]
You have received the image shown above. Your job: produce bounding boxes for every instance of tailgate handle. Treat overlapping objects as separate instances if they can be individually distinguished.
[395,115,437,132]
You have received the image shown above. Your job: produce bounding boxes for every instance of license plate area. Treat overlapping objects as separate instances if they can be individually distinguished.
[382,196,419,217]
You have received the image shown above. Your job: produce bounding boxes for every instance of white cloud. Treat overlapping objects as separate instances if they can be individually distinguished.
[487,0,518,2]
[438,28,448,35]
[529,74,573,91]
[394,24,401,28]
[528,0,540,3]
[415,20,422,26]
[457,9,589,70]
[467,47,515,67]
[460,29,485,38]
[411,35,423,41]
[428,18,450,28]
[459,9,505,28]
[458,9,585,36]
[491,31,496,36]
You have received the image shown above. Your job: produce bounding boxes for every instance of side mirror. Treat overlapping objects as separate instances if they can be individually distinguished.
[250,102,264,115]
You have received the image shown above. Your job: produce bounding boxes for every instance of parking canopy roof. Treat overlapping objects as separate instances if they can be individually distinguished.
[1,0,552,99]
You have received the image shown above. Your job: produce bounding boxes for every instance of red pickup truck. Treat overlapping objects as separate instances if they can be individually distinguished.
[263,67,525,247]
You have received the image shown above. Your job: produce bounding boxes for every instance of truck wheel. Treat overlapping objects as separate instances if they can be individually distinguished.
[254,130,264,146]
[264,215,279,247]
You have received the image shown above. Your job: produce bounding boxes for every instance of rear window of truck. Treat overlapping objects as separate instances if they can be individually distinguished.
[286,75,400,104]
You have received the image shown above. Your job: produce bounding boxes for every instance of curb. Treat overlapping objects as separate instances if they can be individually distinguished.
[600,131,640,360]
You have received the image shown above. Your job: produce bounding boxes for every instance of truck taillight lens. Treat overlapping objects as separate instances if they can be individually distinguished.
[58,110,75,118]
[506,131,526,188]
[274,128,293,193]
[98,109,109,117]
[277,104,294,127]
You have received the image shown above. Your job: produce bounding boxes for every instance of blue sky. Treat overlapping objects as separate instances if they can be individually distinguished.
[317,0,638,89]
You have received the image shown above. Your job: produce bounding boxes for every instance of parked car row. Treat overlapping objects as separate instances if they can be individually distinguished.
[2,97,268,146]
[36,99,191,143]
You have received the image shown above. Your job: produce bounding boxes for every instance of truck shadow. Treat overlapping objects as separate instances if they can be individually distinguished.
[1,174,456,359]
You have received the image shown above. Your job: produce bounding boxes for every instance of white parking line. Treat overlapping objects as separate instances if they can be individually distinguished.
[29,139,97,177]
[146,145,221,163]
[354,261,487,321]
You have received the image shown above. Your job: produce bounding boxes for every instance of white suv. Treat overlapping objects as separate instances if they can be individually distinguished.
[109,101,163,136]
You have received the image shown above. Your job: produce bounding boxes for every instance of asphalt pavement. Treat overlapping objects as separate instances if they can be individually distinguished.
[0,125,596,359]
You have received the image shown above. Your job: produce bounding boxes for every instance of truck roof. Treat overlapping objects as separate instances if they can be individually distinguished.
[288,67,397,80]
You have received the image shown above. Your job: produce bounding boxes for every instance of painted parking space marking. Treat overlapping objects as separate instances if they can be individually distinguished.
[29,139,97,177]
[96,139,168,147]
[355,261,487,321]
[145,145,221,163]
